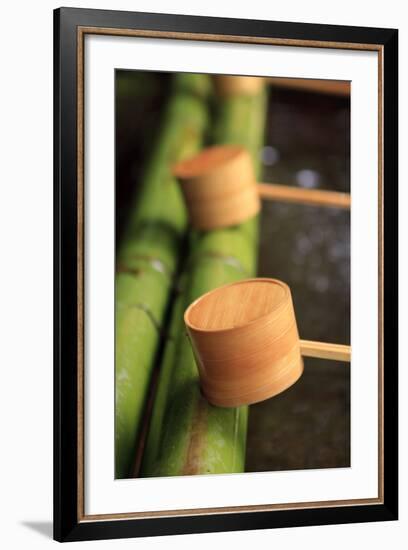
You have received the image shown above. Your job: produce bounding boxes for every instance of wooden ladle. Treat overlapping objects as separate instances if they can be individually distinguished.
[172,145,350,231]
[213,74,349,98]
[184,278,350,408]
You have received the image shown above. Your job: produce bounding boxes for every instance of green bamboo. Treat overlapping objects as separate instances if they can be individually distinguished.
[115,73,210,479]
[141,88,268,477]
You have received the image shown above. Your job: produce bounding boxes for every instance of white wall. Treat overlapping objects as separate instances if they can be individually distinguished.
[0,1,405,548]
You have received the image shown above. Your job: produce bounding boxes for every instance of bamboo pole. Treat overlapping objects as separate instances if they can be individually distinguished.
[141,88,268,477]
[115,74,210,479]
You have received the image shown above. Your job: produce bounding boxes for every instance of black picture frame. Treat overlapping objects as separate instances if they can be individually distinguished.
[54,7,398,542]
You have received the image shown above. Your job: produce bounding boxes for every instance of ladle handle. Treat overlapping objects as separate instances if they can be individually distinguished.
[266,77,349,97]
[299,340,351,362]
[258,183,351,209]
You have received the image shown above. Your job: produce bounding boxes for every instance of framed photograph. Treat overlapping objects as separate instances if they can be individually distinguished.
[54,7,398,542]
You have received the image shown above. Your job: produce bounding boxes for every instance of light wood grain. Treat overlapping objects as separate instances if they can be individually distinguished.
[188,279,286,330]
[258,182,351,209]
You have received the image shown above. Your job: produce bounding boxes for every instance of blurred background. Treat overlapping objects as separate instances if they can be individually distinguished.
[116,70,350,473]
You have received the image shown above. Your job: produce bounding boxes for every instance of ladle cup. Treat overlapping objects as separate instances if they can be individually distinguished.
[184,278,304,407]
